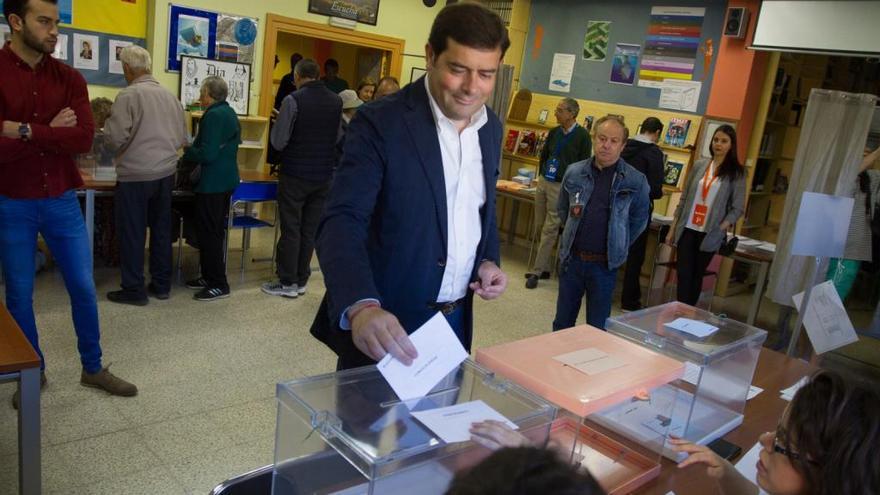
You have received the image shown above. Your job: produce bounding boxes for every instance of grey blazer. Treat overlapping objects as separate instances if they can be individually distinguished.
[672,158,746,252]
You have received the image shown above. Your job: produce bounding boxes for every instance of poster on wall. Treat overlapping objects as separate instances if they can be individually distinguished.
[179,55,251,115]
[549,53,575,93]
[216,14,258,66]
[73,33,99,70]
[167,5,217,72]
[109,39,132,74]
[638,6,705,89]
[609,43,640,85]
[1,23,10,45]
[52,33,69,60]
[0,0,72,24]
[582,20,610,61]
[308,0,379,26]
[659,79,701,113]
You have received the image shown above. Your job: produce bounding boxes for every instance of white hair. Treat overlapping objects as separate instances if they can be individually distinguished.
[119,45,152,73]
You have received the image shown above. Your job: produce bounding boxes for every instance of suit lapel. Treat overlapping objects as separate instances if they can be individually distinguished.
[478,118,498,235]
[404,79,448,250]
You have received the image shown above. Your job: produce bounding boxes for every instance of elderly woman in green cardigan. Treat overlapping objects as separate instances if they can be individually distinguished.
[183,76,241,301]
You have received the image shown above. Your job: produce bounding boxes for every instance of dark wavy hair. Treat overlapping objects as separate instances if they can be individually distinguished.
[445,447,605,495]
[428,3,510,59]
[783,369,880,495]
[709,124,744,181]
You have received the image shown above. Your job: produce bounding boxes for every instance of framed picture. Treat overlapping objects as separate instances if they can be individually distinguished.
[696,116,739,160]
[537,109,549,124]
[179,55,251,116]
[308,0,380,26]
[410,67,426,84]
[167,4,218,72]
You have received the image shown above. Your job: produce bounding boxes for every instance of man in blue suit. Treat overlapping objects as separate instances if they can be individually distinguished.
[311,3,510,370]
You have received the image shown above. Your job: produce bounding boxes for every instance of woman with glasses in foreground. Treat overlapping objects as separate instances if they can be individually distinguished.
[671,369,879,495]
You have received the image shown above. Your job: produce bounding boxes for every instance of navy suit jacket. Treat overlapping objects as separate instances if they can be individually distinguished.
[310,76,502,368]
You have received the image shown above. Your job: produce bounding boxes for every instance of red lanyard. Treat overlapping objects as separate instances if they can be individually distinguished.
[700,161,719,203]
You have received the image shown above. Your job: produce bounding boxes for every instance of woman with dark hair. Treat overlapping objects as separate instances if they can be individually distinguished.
[356,77,376,102]
[666,124,746,305]
[671,369,880,495]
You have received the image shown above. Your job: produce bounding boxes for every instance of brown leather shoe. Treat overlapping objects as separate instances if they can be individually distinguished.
[81,366,138,397]
[12,371,47,410]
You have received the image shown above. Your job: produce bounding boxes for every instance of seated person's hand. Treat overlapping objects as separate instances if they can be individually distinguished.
[669,437,730,480]
[469,420,532,451]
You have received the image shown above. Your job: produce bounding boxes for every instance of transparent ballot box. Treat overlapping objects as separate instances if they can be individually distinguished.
[606,302,767,459]
[272,359,557,495]
[476,326,685,494]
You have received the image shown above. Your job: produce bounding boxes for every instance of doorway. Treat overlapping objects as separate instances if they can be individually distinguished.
[259,14,405,117]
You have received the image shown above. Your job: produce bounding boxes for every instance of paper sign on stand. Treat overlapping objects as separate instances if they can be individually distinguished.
[377,312,468,401]
[792,280,858,354]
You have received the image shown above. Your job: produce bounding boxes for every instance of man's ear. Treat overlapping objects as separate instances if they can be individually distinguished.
[424,43,435,71]
[7,13,25,33]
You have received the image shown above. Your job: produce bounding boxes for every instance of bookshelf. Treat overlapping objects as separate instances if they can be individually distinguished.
[186,111,270,171]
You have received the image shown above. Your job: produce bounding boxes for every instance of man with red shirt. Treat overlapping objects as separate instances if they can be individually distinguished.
[0,0,137,408]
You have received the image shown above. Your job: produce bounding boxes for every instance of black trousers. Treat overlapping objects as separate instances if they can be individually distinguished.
[621,226,650,309]
[276,173,330,286]
[115,174,174,295]
[675,228,716,306]
[195,191,232,291]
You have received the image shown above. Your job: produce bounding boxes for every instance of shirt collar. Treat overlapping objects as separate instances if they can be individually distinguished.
[130,74,158,85]
[634,133,654,144]
[3,41,49,71]
[424,73,488,133]
[562,121,578,134]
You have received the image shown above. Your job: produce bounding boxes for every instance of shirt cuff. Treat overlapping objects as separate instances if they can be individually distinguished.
[339,298,381,330]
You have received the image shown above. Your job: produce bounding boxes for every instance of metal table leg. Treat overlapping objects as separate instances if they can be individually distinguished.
[746,260,770,326]
[18,367,41,495]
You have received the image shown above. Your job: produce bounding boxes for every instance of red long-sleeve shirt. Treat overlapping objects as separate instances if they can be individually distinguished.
[0,43,94,199]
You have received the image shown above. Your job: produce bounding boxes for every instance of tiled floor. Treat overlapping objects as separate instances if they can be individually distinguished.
[1,227,877,494]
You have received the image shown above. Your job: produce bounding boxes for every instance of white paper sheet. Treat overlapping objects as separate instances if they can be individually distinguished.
[550,53,576,93]
[108,40,133,75]
[780,376,808,401]
[658,79,702,113]
[664,318,719,338]
[52,34,68,61]
[410,400,518,443]
[554,348,626,375]
[792,280,858,354]
[377,312,468,401]
[734,442,769,494]
[747,385,764,400]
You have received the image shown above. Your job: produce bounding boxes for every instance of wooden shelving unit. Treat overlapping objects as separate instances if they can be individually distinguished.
[187,111,270,171]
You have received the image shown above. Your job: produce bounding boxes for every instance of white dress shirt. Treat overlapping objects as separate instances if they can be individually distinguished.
[425,76,488,302]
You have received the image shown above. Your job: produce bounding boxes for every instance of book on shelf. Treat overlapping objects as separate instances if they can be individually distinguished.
[664,118,691,148]
[534,131,549,157]
[517,130,538,156]
[504,129,520,153]
[663,160,684,187]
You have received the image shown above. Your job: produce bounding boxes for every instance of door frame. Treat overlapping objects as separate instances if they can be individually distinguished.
[259,14,405,117]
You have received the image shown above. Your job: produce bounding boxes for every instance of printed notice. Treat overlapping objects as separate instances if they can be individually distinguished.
[550,53,576,93]
[664,318,718,338]
[792,280,858,354]
[554,348,626,375]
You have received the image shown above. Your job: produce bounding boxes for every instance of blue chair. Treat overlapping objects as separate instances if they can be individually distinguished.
[225,181,278,281]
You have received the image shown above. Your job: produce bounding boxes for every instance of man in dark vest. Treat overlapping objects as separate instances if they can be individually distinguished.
[262,58,342,298]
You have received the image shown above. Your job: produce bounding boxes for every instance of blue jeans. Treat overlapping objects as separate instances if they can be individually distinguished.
[553,257,617,331]
[0,190,103,373]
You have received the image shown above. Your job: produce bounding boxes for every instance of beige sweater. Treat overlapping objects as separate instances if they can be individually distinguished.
[104,75,188,182]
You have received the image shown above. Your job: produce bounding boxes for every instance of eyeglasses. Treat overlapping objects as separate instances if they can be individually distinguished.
[772,429,802,461]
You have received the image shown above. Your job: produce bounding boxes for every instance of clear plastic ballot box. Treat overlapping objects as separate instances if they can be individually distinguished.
[606,302,767,459]
[271,359,557,495]
[476,326,685,494]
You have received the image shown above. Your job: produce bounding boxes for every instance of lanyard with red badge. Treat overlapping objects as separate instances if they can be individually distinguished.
[691,161,718,227]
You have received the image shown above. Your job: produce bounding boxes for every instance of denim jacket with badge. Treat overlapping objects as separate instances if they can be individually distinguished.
[556,157,651,269]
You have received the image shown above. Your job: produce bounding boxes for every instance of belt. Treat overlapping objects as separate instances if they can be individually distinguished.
[428,297,467,315]
[573,251,607,262]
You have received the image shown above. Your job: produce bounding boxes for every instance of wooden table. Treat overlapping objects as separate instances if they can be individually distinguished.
[495,186,536,245]
[0,303,42,495]
[729,248,775,326]
[640,348,815,494]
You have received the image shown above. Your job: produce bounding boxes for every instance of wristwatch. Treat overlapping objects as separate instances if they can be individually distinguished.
[18,122,30,141]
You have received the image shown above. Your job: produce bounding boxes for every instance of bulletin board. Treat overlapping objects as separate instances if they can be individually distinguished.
[179,55,251,115]
[53,28,146,87]
[167,4,259,72]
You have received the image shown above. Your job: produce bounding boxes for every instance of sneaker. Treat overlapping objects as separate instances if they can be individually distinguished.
[185,277,208,290]
[12,372,47,410]
[194,286,230,301]
[107,289,148,306]
[147,283,170,300]
[80,366,137,397]
[297,284,307,296]
[525,274,539,289]
[261,281,298,298]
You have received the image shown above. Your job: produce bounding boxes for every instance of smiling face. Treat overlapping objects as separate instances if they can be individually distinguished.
[425,37,501,128]
[9,0,60,56]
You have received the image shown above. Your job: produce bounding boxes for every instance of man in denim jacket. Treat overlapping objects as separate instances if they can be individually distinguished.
[554,115,650,331]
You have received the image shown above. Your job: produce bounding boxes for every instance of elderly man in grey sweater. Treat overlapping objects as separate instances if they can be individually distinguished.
[104,45,188,306]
